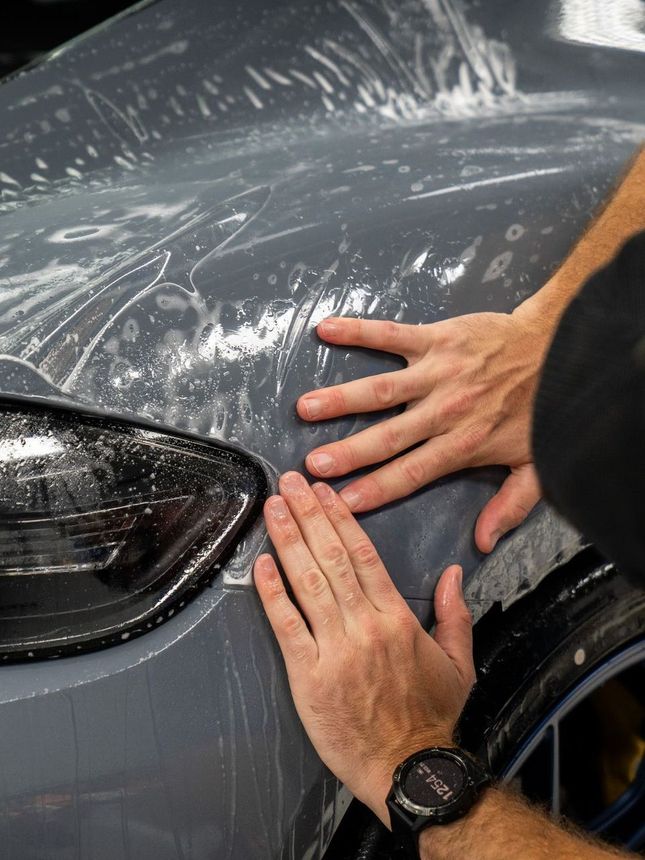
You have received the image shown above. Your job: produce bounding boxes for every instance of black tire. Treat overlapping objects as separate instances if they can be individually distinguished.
[460,548,644,766]
[459,547,645,849]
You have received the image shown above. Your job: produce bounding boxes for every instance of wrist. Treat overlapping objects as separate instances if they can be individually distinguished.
[514,270,578,333]
[359,731,457,828]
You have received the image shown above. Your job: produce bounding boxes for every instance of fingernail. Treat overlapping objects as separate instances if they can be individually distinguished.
[280,471,307,494]
[453,566,463,591]
[309,452,334,475]
[339,486,362,510]
[441,567,463,609]
[312,482,333,501]
[256,554,275,574]
[302,397,322,419]
[267,497,288,520]
[489,530,502,550]
[311,481,331,499]
[319,320,338,337]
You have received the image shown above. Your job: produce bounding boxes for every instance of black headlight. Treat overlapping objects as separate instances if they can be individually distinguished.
[0,397,268,661]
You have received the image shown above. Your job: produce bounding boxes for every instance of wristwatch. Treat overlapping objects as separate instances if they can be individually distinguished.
[386,747,491,857]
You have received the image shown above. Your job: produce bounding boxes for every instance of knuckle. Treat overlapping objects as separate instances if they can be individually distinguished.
[398,456,427,489]
[382,320,401,344]
[371,576,399,603]
[435,399,454,424]
[444,360,464,379]
[381,422,406,453]
[300,567,328,598]
[360,617,381,642]
[455,427,485,458]
[281,611,303,638]
[373,376,396,407]
[437,391,473,423]
[300,499,324,521]
[381,423,401,459]
[407,407,431,439]
[290,646,313,664]
[342,588,361,608]
[321,541,350,570]
[279,525,302,549]
[394,608,418,637]
[352,538,382,570]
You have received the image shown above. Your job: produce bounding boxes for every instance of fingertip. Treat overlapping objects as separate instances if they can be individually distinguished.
[297,394,324,422]
[435,565,463,613]
[474,509,502,554]
[448,564,463,589]
[264,495,289,522]
[475,466,541,553]
[305,452,320,476]
[295,396,309,420]
[305,451,336,477]
[253,554,278,593]
[443,564,464,599]
[279,470,306,490]
[476,539,491,554]
[317,318,340,340]
[488,530,503,552]
[311,481,333,502]
[476,522,505,554]
[254,552,276,575]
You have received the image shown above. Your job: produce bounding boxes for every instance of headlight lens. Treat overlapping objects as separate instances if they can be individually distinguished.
[0,398,268,660]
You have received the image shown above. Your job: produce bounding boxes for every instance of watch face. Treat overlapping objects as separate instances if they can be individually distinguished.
[402,754,467,808]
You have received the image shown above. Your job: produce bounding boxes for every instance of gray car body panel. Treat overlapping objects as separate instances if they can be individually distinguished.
[0,0,643,856]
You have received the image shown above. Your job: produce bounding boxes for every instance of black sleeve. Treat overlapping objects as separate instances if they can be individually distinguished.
[532,230,645,578]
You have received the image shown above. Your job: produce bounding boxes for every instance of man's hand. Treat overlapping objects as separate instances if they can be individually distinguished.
[297,147,645,554]
[253,471,475,825]
[297,308,549,552]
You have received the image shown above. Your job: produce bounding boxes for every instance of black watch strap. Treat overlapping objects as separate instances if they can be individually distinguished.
[386,747,491,858]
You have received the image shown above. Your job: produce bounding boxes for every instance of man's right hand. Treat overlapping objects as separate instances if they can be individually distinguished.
[254,472,475,827]
[298,304,551,553]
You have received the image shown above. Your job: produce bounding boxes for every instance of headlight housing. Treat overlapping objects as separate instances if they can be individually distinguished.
[0,397,268,661]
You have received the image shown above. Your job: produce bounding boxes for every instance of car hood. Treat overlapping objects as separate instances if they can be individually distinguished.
[0,0,643,601]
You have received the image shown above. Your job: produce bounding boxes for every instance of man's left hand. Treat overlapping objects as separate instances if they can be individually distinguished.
[253,472,475,826]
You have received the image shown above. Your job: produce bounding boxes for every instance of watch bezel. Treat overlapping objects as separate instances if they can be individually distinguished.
[391,747,475,819]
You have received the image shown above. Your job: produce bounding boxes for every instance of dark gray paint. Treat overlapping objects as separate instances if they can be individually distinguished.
[0,0,643,856]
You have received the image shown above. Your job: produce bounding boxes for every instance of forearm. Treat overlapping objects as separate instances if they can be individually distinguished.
[518,146,645,327]
[419,788,633,860]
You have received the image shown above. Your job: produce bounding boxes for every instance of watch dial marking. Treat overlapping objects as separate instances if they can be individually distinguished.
[403,758,466,807]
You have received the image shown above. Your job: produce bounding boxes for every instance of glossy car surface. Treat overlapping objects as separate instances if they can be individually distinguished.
[0,1,644,857]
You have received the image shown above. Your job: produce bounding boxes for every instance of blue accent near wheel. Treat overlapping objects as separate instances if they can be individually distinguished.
[502,639,645,850]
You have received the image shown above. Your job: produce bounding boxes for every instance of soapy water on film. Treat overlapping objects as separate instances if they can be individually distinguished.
[0,1,529,429]
[0,0,637,465]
